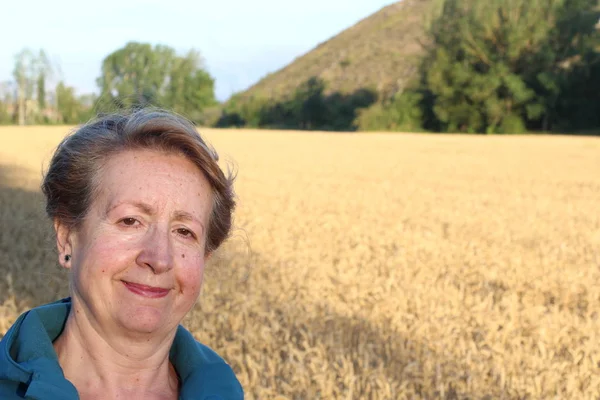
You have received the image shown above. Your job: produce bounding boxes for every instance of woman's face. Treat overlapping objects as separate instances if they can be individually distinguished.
[59,149,213,337]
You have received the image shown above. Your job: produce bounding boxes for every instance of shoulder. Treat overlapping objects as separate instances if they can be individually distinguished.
[0,299,80,399]
[171,326,244,400]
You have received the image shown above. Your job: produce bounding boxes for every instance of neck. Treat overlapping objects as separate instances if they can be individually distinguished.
[53,298,179,399]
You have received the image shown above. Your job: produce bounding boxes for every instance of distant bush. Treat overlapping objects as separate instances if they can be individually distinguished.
[355,90,424,132]
[497,114,527,134]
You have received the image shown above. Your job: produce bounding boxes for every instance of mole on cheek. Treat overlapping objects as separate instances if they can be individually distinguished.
[181,254,185,259]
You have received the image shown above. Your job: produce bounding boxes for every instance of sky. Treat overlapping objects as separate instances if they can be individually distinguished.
[0,0,397,101]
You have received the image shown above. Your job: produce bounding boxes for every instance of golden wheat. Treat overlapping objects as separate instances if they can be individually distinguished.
[1,126,599,399]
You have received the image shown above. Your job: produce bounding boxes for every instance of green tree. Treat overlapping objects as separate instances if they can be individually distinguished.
[539,0,600,131]
[56,82,92,124]
[293,77,327,129]
[164,50,217,122]
[97,42,216,121]
[421,0,597,133]
[218,94,267,128]
[97,42,175,110]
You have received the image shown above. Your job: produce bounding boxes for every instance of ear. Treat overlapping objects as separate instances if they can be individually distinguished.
[55,219,75,269]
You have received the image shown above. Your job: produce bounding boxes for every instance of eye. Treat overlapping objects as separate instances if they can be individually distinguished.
[176,228,197,239]
[119,217,140,226]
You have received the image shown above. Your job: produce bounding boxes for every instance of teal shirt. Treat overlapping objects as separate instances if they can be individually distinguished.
[0,298,244,399]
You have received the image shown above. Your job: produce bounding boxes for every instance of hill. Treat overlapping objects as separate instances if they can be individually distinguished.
[240,0,431,100]
[212,0,434,130]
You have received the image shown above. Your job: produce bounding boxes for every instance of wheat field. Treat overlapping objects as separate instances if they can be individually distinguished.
[1,126,599,399]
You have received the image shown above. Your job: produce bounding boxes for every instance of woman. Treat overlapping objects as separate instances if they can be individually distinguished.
[0,109,244,399]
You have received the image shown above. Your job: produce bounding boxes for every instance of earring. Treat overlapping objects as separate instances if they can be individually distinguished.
[65,254,71,262]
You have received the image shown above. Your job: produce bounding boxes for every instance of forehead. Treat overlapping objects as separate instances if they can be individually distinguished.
[93,149,213,214]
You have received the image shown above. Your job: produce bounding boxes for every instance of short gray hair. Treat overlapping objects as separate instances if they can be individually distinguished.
[42,108,236,254]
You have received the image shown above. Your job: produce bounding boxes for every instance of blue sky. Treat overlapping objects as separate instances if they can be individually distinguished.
[0,0,396,101]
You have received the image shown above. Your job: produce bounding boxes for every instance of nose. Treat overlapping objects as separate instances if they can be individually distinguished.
[136,225,173,274]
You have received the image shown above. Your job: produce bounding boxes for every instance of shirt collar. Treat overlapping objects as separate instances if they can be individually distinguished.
[1,298,242,399]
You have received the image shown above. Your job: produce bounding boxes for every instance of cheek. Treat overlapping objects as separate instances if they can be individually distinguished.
[81,234,137,274]
[177,252,206,293]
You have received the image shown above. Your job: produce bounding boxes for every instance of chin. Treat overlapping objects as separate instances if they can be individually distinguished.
[118,306,171,335]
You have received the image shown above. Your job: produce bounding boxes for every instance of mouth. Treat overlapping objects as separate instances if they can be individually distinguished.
[122,281,170,298]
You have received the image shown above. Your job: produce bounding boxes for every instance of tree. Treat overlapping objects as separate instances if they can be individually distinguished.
[55,82,93,124]
[11,48,55,125]
[13,49,36,125]
[36,50,52,115]
[421,0,599,133]
[164,50,217,121]
[538,0,600,131]
[97,42,175,110]
[96,42,216,121]
[295,77,327,129]
[0,81,14,124]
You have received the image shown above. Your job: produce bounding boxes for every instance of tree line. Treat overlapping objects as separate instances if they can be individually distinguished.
[0,42,217,126]
[219,0,600,134]
[3,0,598,134]
[215,77,378,131]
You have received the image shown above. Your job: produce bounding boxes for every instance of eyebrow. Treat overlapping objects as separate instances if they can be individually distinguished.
[106,201,155,216]
[173,210,199,224]
[174,211,206,234]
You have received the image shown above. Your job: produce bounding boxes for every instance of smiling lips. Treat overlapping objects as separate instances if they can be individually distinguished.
[123,281,170,298]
